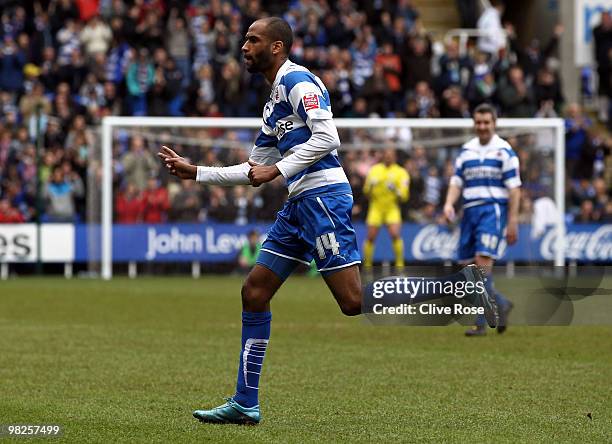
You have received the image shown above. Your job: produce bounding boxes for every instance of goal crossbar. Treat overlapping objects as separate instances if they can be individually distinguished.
[101,117,566,279]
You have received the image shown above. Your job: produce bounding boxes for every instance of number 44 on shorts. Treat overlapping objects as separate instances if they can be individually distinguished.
[315,233,340,259]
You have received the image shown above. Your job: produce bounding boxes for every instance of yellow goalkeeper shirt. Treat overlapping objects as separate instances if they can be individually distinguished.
[364,163,410,208]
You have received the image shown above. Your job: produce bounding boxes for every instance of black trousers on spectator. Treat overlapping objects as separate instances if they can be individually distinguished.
[456,0,478,29]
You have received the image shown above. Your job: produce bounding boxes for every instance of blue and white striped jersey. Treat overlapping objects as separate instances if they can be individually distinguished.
[248,60,351,199]
[450,134,521,208]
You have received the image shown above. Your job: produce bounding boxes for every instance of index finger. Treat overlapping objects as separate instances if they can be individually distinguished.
[161,145,179,157]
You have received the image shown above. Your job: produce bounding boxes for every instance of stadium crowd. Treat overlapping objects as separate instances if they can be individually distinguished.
[0,0,611,225]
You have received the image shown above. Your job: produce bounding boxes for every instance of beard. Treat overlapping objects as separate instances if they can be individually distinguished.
[245,49,274,73]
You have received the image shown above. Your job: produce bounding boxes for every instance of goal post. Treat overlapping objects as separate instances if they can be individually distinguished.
[100,116,566,279]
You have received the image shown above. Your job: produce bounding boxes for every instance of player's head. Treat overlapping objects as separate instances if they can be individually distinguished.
[473,103,497,144]
[491,0,505,13]
[382,148,397,166]
[242,17,293,74]
[248,229,259,245]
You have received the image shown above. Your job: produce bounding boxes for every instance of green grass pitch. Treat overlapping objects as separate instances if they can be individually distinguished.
[1,276,611,443]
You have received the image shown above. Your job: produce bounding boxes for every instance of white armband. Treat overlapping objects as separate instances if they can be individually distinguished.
[196,162,251,186]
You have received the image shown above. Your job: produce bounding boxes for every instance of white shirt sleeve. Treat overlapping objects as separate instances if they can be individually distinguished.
[449,154,464,188]
[275,118,340,179]
[196,162,251,185]
[195,123,284,186]
[502,154,522,189]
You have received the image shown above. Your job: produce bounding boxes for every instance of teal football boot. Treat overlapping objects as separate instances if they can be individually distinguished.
[193,398,260,425]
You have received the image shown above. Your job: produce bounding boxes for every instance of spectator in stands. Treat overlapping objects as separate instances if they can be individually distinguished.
[534,67,563,117]
[350,32,377,89]
[39,46,60,92]
[251,178,286,221]
[593,177,609,215]
[56,19,81,67]
[570,178,596,215]
[115,182,143,223]
[467,70,496,110]
[105,32,133,87]
[497,65,536,117]
[147,66,170,117]
[403,157,425,221]
[44,164,83,222]
[166,9,191,88]
[456,0,478,29]
[238,229,261,271]
[413,81,438,117]
[3,174,32,221]
[0,36,25,93]
[565,103,593,178]
[121,135,158,191]
[577,199,599,223]
[100,80,122,116]
[142,177,169,223]
[506,23,562,84]
[192,18,216,75]
[80,14,113,59]
[19,81,52,128]
[436,40,471,95]
[402,35,433,90]
[216,58,243,117]
[375,42,403,111]
[0,0,608,228]
[593,11,612,123]
[439,86,470,118]
[206,187,237,223]
[126,48,154,116]
[170,179,202,222]
[602,201,612,222]
[233,186,250,225]
[361,64,392,116]
[61,159,85,215]
[395,0,420,31]
[0,198,25,223]
[421,165,442,222]
[185,64,215,116]
[477,0,506,59]
[136,10,165,54]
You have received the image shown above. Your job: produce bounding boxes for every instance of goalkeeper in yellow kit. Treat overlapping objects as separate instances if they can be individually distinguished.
[363,148,410,268]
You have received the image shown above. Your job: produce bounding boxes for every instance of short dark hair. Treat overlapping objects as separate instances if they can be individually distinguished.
[264,17,293,55]
[473,103,497,120]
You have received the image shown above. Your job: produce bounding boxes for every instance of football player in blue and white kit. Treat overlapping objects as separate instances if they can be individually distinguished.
[158,17,362,424]
[443,103,521,336]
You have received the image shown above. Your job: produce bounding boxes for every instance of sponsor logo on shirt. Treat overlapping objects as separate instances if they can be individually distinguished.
[302,92,319,111]
[275,120,294,138]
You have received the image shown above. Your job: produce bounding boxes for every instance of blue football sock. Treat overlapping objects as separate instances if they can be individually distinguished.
[233,311,271,408]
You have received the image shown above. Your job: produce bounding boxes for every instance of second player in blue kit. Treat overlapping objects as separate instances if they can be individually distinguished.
[444,103,521,336]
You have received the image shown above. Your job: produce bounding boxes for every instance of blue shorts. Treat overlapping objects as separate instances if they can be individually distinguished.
[257,193,361,280]
[458,203,507,261]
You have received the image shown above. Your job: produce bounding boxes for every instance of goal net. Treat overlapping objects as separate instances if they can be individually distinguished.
[92,117,565,279]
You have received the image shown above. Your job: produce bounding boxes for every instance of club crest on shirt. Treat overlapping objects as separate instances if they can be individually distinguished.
[271,86,281,104]
[302,92,319,111]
